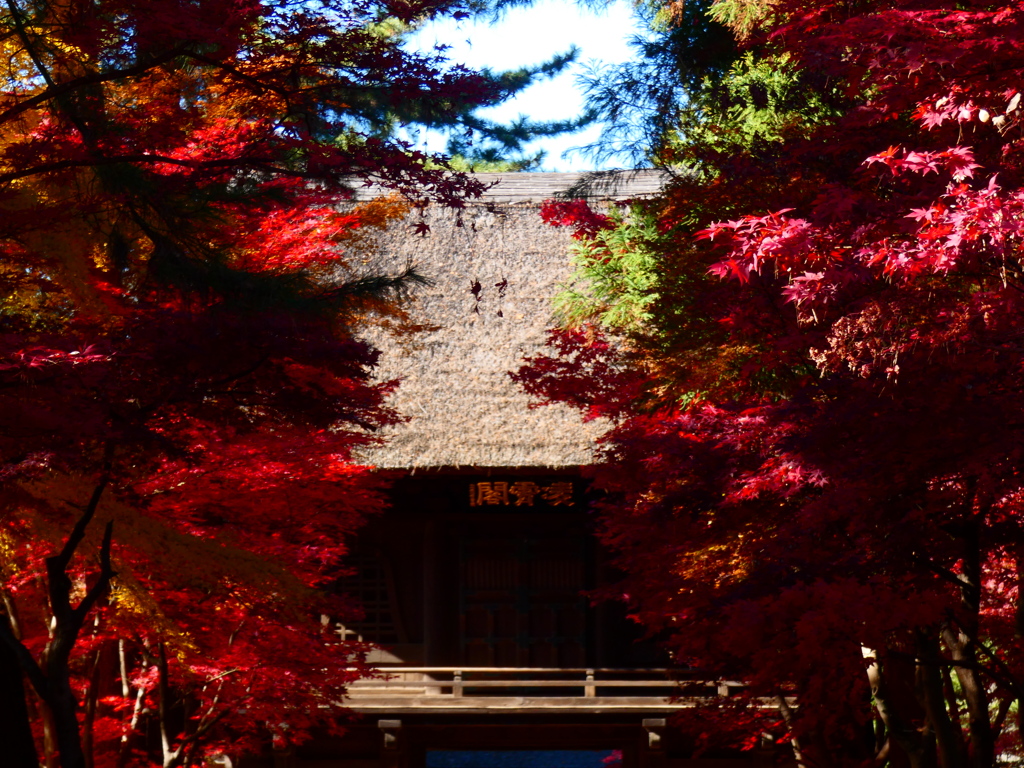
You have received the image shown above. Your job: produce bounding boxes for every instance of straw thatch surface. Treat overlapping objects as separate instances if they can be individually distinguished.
[354,171,666,469]
[351,169,671,205]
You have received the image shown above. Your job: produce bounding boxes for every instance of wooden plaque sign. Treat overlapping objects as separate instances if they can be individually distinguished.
[466,479,576,509]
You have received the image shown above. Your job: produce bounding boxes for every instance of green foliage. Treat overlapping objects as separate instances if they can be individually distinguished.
[671,52,843,162]
[558,0,850,407]
[547,187,819,408]
[441,48,592,164]
[444,153,544,172]
[707,0,777,41]
[554,205,663,334]
[579,0,843,167]
[530,1,1024,762]
[576,0,737,165]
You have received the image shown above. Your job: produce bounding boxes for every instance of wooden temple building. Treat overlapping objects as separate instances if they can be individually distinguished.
[271,172,774,768]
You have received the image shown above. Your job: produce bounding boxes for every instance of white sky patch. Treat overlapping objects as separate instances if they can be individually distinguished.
[404,0,641,171]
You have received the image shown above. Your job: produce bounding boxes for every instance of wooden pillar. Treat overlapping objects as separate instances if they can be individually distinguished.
[422,519,438,666]
[379,719,405,768]
[639,718,666,768]
[271,748,295,768]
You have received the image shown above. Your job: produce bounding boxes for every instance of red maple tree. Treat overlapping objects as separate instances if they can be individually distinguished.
[522,2,1024,766]
[0,0,502,763]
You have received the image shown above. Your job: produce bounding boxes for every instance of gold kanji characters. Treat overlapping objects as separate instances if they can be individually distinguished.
[469,480,575,507]
[469,481,510,506]
[509,481,541,506]
[541,481,574,506]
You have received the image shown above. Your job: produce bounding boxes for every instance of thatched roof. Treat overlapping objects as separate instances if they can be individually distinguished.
[351,169,671,205]
[354,170,667,470]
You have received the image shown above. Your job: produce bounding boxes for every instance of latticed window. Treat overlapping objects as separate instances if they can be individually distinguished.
[334,552,407,645]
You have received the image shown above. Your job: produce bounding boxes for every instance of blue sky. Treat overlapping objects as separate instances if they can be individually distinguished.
[405,0,642,171]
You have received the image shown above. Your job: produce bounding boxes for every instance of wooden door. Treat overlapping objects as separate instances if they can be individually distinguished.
[459,535,588,667]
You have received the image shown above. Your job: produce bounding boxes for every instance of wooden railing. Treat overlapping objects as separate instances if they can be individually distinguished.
[344,667,745,712]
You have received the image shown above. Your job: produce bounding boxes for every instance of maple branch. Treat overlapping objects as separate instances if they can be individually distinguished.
[0,613,47,698]
[0,153,348,185]
[169,678,240,768]
[872,739,890,765]
[886,647,989,673]
[118,684,146,768]
[52,467,110,574]
[157,642,177,768]
[3,0,56,90]
[866,652,932,768]
[82,637,107,768]
[182,51,291,102]
[991,693,1012,746]
[72,520,115,624]
[2,590,22,641]
[203,667,241,685]
[943,616,1024,698]
[200,356,272,395]
[36,459,118,768]
[0,47,189,128]
[187,693,236,741]
[915,628,964,768]
[939,663,964,742]
[908,553,973,592]
[1,0,102,152]
[179,51,421,104]
[775,692,808,768]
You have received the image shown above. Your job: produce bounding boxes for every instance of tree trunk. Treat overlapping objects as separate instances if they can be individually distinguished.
[0,628,40,768]
[42,700,60,768]
[874,645,929,768]
[914,629,964,768]
[0,471,117,768]
[82,639,114,768]
[44,526,114,768]
[943,513,994,768]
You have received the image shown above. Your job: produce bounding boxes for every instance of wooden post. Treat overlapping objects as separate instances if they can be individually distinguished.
[453,670,463,698]
[423,520,439,666]
[641,718,666,750]
[585,669,596,697]
[378,719,404,768]
[640,718,667,768]
[379,719,401,750]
